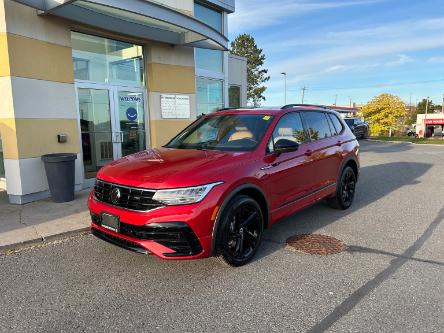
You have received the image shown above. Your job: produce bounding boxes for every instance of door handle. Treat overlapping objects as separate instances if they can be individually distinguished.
[304,149,312,156]
[336,140,342,146]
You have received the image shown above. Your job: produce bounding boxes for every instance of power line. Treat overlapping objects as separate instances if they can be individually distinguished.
[288,78,444,92]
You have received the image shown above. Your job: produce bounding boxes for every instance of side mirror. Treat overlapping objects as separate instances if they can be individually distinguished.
[274,139,299,155]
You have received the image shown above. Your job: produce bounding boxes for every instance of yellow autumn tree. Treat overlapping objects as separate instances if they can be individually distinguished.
[361,94,407,136]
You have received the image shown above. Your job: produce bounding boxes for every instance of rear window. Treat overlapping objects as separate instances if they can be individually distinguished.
[302,112,332,140]
[328,114,344,134]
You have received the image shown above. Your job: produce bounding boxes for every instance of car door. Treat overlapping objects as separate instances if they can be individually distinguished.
[300,111,340,193]
[261,112,312,211]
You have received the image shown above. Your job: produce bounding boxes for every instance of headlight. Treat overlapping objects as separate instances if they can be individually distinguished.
[152,182,223,205]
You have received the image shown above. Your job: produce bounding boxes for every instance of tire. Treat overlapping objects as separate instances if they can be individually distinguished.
[328,166,357,210]
[363,129,368,139]
[216,195,264,267]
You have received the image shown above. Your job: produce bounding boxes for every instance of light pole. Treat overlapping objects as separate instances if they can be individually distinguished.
[424,96,430,138]
[301,86,307,104]
[281,72,287,105]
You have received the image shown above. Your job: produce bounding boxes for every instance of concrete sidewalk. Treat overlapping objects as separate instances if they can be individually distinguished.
[0,189,91,250]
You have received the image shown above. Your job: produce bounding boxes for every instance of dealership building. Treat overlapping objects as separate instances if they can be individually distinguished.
[0,0,247,203]
[415,113,444,137]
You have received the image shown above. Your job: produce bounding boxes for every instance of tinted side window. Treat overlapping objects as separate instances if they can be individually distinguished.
[328,114,344,134]
[268,112,306,152]
[302,112,332,140]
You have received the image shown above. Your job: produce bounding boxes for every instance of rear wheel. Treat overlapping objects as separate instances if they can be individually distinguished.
[217,195,264,267]
[328,166,356,210]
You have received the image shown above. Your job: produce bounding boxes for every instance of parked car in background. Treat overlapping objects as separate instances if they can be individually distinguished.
[89,105,360,266]
[344,118,369,139]
[407,128,417,137]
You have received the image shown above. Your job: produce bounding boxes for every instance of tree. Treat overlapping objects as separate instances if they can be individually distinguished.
[407,99,441,125]
[361,94,407,136]
[230,34,270,107]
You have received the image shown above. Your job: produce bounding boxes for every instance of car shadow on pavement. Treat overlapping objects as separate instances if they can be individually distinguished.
[254,161,432,262]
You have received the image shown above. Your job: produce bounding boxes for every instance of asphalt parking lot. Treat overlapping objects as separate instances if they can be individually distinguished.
[1,140,443,333]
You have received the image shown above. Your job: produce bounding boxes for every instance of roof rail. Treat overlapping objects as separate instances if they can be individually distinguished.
[281,104,331,110]
[216,107,239,112]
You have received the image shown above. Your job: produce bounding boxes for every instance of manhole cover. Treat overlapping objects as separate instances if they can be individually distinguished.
[286,234,346,255]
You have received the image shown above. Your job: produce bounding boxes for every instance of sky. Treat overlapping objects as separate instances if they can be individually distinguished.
[228,0,444,107]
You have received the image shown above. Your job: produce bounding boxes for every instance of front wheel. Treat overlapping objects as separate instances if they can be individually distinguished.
[328,166,357,210]
[216,195,264,267]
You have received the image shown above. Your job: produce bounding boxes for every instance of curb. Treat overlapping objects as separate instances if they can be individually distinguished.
[367,139,444,147]
[0,227,91,254]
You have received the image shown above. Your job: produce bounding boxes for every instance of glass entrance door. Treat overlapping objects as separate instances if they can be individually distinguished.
[114,89,146,158]
[77,84,147,180]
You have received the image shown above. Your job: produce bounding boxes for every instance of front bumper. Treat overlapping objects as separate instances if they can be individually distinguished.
[88,188,223,260]
[91,213,202,257]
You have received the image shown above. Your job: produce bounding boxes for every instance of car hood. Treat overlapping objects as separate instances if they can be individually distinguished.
[97,147,252,189]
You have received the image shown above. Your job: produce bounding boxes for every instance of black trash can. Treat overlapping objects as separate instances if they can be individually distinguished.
[41,153,77,203]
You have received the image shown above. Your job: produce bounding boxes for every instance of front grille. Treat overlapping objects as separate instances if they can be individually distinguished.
[94,179,164,212]
[119,222,203,257]
[92,228,149,254]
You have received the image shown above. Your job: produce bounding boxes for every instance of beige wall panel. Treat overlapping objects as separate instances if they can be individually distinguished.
[0,76,13,118]
[147,63,195,94]
[3,158,22,194]
[1,118,80,159]
[0,32,10,77]
[7,33,73,83]
[0,118,18,160]
[148,92,196,121]
[9,77,77,119]
[150,119,192,147]
[0,0,6,33]
[4,0,71,47]
[147,43,195,67]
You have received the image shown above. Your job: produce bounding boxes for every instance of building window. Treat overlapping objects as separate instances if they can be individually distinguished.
[71,32,144,86]
[195,48,223,72]
[229,85,241,108]
[194,1,223,32]
[196,77,224,115]
[0,132,4,178]
[73,58,90,81]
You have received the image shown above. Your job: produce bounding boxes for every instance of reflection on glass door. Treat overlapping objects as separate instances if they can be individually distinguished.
[116,91,146,157]
[78,88,113,179]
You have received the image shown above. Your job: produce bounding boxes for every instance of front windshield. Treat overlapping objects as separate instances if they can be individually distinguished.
[165,114,275,151]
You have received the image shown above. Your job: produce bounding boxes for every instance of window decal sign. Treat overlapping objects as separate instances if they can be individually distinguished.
[126,107,138,121]
[120,96,141,102]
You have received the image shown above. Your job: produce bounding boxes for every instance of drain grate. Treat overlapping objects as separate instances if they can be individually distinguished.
[286,234,346,255]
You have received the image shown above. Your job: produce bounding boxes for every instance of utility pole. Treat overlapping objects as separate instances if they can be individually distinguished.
[301,86,307,104]
[348,96,352,108]
[281,72,287,105]
[425,97,429,115]
[334,94,338,106]
[424,96,429,138]
[441,93,444,113]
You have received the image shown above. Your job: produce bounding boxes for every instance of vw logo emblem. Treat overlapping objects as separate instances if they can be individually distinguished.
[110,187,121,204]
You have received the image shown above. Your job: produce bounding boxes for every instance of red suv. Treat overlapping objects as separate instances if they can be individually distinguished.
[88,105,359,266]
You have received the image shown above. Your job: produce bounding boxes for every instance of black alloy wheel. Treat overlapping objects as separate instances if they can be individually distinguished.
[328,166,356,210]
[217,195,264,266]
